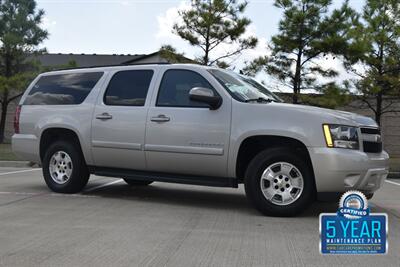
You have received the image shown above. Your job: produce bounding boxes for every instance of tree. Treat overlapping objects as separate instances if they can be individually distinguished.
[173,0,257,66]
[300,82,351,109]
[244,0,358,104]
[0,0,48,143]
[344,0,400,125]
[158,44,194,64]
[39,60,78,73]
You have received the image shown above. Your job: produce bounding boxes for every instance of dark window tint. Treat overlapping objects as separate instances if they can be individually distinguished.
[104,70,153,106]
[157,69,215,107]
[24,72,103,105]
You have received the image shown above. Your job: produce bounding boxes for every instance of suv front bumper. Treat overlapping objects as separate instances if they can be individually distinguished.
[309,147,389,193]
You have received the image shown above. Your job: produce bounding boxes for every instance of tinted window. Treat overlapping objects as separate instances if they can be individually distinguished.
[104,70,153,106]
[24,72,103,105]
[157,69,215,107]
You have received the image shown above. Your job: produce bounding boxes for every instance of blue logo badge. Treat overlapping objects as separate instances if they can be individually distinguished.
[320,191,388,254]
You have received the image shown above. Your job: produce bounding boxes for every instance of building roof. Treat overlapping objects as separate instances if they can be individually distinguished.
[122,51,194,65]
[33,53,145,68]
[31,51,195,70]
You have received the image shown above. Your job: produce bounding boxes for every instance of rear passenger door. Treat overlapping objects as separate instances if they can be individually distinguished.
[91,69,156,170]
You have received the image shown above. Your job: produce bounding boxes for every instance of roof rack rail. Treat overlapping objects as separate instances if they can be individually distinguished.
[122,62,171,66]
[51,62,172,72]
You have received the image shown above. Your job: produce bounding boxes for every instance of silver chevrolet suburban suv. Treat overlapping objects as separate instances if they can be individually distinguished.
[12,64,389,216]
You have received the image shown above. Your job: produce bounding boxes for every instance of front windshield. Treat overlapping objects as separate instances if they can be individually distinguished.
[208,69,283,103]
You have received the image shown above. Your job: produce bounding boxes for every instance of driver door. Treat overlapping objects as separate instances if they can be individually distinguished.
[144,68,231,177]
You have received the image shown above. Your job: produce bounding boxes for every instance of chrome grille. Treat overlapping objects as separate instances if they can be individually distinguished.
[361,128,380,135]
[360,127,382,153]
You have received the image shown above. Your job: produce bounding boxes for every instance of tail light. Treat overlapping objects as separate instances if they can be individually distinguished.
[14,105,21,134]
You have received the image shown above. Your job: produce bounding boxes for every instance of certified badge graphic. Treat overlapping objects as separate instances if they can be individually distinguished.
[319,191,388,254]
[338,191,369,219]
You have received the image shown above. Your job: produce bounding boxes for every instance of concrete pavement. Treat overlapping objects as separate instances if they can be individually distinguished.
[0,167,399,267]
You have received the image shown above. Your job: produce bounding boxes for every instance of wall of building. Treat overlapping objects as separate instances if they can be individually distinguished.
[2,97,399,157]
[340,100,400,157]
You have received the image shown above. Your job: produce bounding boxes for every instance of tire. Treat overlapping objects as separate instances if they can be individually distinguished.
[365,193,374,200]
[123,179,153,186]
[42,140,89,193]
[244,147,316,216]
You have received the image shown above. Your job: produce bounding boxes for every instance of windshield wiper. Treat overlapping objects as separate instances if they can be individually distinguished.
[244,97,273,103]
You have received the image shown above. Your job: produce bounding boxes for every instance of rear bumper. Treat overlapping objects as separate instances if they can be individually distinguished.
[11,134,40,163]
[309,147,389,193]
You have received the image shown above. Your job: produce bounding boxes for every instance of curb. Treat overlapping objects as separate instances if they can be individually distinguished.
[0,161,40,168]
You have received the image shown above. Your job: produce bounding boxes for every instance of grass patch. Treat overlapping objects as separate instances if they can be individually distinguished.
[0,143,21,161]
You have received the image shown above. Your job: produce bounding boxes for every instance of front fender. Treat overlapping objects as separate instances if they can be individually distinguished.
[227,130,312,178]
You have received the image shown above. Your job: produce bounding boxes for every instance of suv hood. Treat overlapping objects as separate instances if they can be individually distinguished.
[272,102,378,128]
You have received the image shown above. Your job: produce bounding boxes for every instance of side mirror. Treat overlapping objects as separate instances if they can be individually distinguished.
[189,87,222,110]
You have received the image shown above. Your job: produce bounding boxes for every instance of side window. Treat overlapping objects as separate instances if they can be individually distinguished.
[24,72,103,105]
[104,70,153,106]
[157,69,215,107]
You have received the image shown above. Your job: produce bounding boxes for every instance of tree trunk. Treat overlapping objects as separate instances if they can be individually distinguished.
[204,27,210,65]
[293,54,302,104]
[375,92,383,126]
[293,88,299,104]
[293,66,301,104]
[0,97,9,144]
[292,4,306,105]
[0,53,11,143]
[375,39,384,126]
[204,49,209,66]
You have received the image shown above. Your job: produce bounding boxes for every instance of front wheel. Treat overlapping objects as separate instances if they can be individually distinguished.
[365,193,374,200]
[42,140,89,193]
[244,147,315,216]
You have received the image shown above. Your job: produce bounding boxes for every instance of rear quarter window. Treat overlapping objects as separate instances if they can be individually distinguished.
[24,72,103,105]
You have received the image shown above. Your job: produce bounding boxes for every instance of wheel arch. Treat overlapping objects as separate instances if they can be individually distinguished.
[39,127,85,163]
[234,135,315,182]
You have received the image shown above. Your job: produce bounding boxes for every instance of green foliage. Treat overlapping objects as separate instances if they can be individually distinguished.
[0,0,48,95]
[241,55,268,76]
[216,60,229,69]
[40,60,77,72]
[300,82,351,109]
[0,0,48,142]
[158,44,194,64]
[244,0,358,104]
[0,0,48,77]
[173,0,257,66]
[344,0,400,125]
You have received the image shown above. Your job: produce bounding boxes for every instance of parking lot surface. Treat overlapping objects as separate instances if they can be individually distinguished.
[0,167,399,267]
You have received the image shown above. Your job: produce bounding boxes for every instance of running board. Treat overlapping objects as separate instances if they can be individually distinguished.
[88,166,239,188]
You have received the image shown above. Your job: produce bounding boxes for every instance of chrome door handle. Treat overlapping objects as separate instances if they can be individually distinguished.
[150,114,170,122]
[96,112,113,120]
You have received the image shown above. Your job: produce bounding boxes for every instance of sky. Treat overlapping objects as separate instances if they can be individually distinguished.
[36,0,365,91]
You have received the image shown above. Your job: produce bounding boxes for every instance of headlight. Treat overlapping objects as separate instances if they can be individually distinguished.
[323,124,359,149]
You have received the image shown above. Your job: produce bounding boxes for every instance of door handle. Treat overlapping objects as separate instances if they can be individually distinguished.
[96,112,113,120]
[150,114,170,122]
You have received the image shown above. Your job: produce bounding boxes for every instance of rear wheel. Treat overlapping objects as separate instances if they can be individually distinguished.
[244,147,315,216]
[42,140,89,193]
[123,179,153,186]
